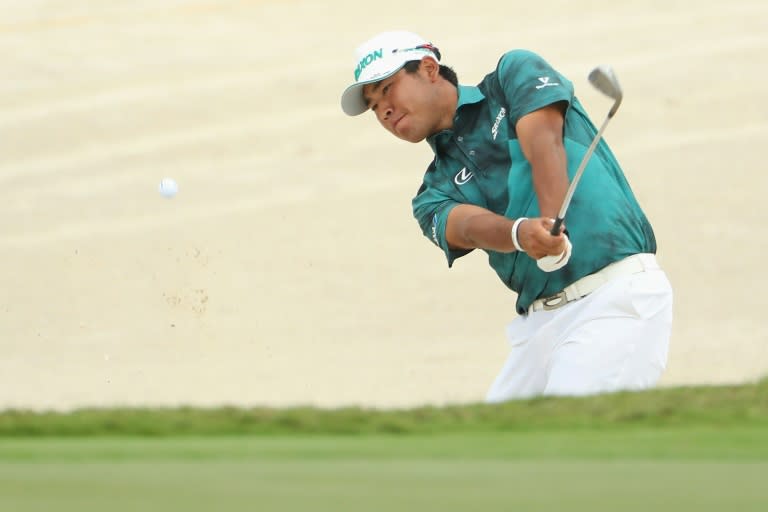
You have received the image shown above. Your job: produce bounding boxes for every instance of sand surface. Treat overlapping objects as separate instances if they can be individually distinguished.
[1,0,766,410]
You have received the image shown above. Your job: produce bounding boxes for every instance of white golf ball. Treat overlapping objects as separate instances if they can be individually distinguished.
[158,178,178,198]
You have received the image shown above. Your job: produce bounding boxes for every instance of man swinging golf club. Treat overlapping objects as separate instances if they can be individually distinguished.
[340,30,674,401]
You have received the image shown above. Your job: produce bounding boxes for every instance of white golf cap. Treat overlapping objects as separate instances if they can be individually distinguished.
[340,30,440,116]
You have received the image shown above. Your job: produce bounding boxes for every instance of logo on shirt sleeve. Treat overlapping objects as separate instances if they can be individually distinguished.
[535,76,560,89]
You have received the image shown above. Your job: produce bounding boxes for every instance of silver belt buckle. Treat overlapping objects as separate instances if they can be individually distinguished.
[542,291,568,311]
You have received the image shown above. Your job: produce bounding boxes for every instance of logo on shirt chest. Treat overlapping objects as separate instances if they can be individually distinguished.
[454,167,474,185]
[491,107,506,141]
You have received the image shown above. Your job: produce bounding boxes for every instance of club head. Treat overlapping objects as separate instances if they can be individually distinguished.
[588,65,623,116]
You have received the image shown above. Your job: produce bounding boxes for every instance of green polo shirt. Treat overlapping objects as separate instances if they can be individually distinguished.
[412,49,656,315]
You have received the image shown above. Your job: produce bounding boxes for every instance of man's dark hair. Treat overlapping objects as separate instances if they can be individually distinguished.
[403,60,458,87]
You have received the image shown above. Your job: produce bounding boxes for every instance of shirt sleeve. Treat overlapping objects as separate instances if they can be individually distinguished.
[496,50,574,126]
[411,165,473,267]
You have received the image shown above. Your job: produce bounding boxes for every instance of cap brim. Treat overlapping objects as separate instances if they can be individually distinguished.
[340,83,368,116]
[340,64,405,117]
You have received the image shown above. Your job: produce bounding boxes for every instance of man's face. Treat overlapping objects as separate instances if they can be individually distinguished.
[362,60,441,143]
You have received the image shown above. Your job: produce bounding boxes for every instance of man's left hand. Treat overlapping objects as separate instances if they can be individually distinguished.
[537,234,572,272]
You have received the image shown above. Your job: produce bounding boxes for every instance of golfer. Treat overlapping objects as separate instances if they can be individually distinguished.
[340,30,673,401]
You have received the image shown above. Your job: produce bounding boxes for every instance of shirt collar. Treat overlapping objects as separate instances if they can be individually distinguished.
[456,84,485,108]
[427,85,485,153]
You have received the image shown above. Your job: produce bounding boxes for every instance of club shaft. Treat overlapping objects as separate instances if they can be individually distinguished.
[549,108,616,236]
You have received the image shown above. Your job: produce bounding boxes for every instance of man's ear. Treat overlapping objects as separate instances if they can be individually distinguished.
[421,56,440,81]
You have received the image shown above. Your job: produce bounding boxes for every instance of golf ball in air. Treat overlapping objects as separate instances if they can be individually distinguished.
[158,178,178,198]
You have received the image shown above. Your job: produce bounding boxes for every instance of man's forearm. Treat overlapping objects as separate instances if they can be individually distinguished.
[516,104,570,219]
[529,138,569,219]
[457,212,517,252]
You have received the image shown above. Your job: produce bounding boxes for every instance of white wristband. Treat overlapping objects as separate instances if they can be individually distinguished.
[511,217,528,253]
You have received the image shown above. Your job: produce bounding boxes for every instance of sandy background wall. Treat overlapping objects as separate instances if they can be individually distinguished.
[1,0,766,410]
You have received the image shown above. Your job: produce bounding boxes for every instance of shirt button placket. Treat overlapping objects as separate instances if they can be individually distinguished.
[455,135,477,172]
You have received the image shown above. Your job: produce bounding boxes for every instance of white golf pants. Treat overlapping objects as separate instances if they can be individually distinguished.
[485,259,673,402]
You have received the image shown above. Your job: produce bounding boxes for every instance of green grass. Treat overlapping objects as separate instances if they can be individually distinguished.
[2,457,766,512]
[1,378,766,437]
[2,433,767,512]
[1,380,767,512]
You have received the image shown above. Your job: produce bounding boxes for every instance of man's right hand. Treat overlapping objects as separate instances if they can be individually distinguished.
[516,217,568,260]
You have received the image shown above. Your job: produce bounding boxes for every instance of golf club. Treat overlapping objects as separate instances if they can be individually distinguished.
[550,65,623,235]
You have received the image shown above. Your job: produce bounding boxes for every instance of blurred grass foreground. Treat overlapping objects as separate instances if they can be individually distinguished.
[1,379,767,512]
[1,377,766,436]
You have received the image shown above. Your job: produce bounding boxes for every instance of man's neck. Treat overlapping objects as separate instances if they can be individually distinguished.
[433,83,459,134]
